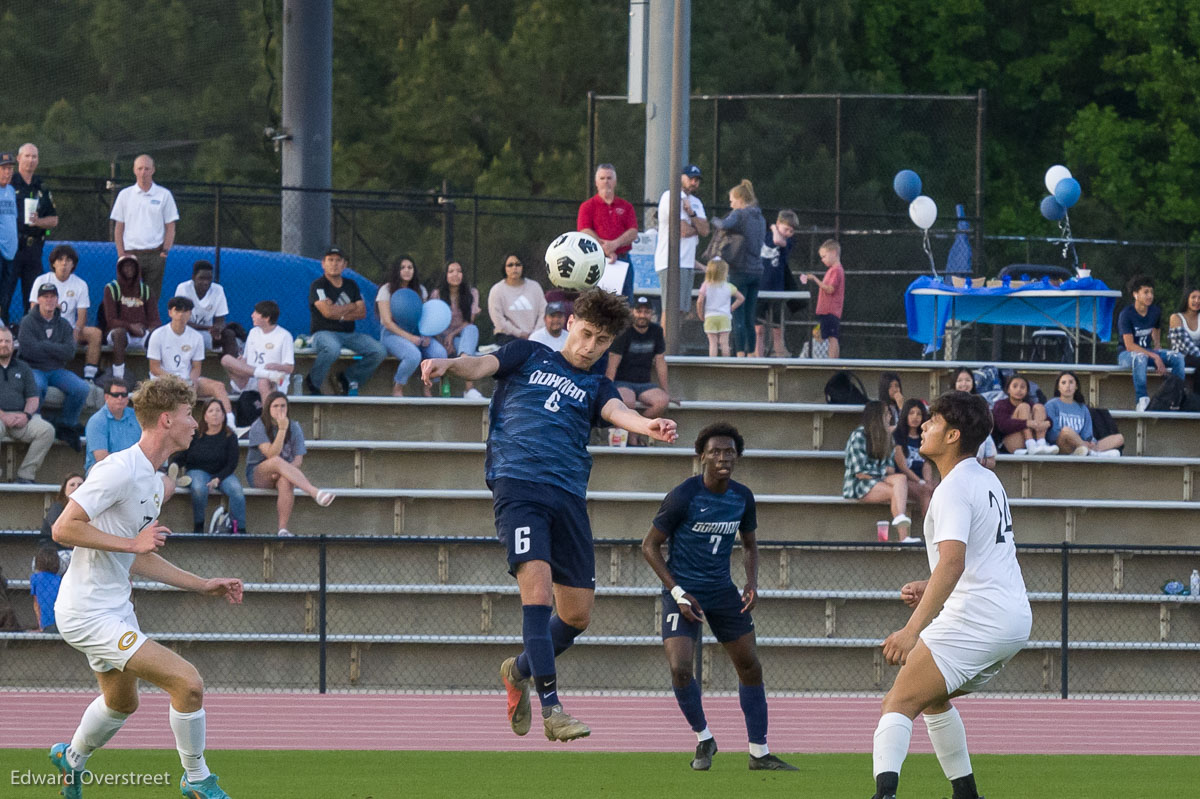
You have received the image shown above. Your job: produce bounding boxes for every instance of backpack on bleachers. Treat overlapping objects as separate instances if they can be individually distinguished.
[1147,375,1200,412]
[234,390,262,427]
[1087,406,1123,453]
[824,370,869,404]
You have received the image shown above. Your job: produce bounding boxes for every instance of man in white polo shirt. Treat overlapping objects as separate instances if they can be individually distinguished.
[147,296,236,430]
[655,165,709,314]
[110,154,178,299]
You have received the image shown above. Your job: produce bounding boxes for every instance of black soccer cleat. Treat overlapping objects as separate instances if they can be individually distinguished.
[749,753,798,771]
[691,737,717,770]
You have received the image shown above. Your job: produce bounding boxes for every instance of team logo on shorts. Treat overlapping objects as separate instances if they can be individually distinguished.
[118,631,138,651]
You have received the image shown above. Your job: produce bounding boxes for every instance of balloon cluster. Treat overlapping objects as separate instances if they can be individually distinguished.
[893,169,938,275]
[1039,164,1081,267]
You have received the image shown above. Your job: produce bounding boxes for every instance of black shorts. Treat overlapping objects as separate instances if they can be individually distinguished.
[817,313,841,339]
[492,477,595,589]
[661,582,754,644]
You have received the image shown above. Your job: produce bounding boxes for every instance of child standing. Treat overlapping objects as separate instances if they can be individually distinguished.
[31,545,62,634]
[696,258,744,357]
[804,238,846,359]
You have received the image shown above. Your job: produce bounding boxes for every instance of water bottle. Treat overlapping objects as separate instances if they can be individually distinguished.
[440,378,451,398]
[1190,569,1199,597]
[291,374,303,395]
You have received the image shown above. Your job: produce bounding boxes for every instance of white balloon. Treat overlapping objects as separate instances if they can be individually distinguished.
[908,195,937,230]
[1044,164,1072,194]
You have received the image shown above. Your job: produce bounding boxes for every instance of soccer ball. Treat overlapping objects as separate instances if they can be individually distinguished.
[545,231,605,290]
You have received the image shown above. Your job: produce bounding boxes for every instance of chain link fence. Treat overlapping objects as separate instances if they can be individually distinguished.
[2,533,1197,698]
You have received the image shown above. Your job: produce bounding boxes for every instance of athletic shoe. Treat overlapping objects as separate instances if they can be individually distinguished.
[543,705,591,741]
[277,528,294,537]
[1095,449,1121,457]
[691,737,717,770]
[891,514,911,528]
[900,536,923,544]
[49,743,84,799]
[1040,444,1059,455]
[499,656,532,736]
[315,490,336,507]
[748,753,798,771]
[1073,445,1091,456]
[167,462,192,489]
[463,387,484,400]
[208,507,228,535]
[180,773,231,799]
[1135,396,1150,412]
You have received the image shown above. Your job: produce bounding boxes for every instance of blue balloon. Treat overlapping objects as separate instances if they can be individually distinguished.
[389,288,423,333]
[893,169,922,202]
[418,299,452,337]
[1040,195,1066,221]
[1053,177,1081,209]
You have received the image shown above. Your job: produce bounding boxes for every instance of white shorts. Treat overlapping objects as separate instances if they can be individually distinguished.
[106,329,148,350]
[57,609,148,673]
[920,613,1031,695]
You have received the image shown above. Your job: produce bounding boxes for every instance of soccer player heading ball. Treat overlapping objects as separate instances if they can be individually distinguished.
[420,288,677,741]
[642,423,797,772]
[872,390,1031,799]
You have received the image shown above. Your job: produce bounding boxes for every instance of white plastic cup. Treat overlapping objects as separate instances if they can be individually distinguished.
[876,520,890,542]
[608,428,629,447]
[24,198,37,225]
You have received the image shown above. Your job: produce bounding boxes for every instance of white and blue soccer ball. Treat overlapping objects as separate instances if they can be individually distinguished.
[545,231,606,290]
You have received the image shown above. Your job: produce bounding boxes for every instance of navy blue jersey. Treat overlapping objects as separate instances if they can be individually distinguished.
[486,339,621,498]
[653,475,757,590]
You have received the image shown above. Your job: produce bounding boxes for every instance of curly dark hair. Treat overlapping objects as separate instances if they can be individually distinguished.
[694,421,745,456]
[929,390,993,456]
[570,288,631,339]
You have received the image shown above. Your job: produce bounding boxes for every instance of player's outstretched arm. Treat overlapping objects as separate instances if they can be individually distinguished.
[53,502,167,554]
[601,398,678,443]
[420,353,500,386]
[641,526,703,623]
[131,552,244,603]
[882,541,965,665]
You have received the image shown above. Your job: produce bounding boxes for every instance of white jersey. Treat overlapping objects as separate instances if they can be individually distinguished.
[55,445,162,620]
[148,323,205,380]
[29,273,90,328]
[923,457,1030,631]
[528,326,567,352]
[174,280,229,328]
[244,324,295,387]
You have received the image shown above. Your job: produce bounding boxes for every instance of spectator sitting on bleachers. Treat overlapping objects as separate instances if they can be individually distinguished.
[843,399,916,543]
[606,296,672,441]
[953,367,996,468]
[992,372,1055,454]
[305,245,387,396]
[18,283,89,447]
[83,377,139,472]
[180,398,246,534]
[29,244,102,382]
[39,472,81,573]
[376,256,445,397]
[428,261,483,399]
[878,371,904,426]
[221,299,292,398]
[30,544,61,634]
[246,391,334,537]
[100,253,160,381]
[487,253,546,346]
[892,398,934,517]
[1118,274,1186,412]
[147,296,236,430]
[1045,370,1123,457]
[174,259,240,359]
[528,301,569,352]
[1167,285,1200,395]
[0,324,55,483]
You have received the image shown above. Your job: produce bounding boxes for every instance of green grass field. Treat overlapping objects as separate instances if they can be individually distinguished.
[5,750,1196,798]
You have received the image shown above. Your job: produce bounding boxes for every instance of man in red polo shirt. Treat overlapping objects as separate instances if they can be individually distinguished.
[577,163,638,300]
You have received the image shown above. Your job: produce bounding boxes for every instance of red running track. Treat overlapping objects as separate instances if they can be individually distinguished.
[2,693,1196,755]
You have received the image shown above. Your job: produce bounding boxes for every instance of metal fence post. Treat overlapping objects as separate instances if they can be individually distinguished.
[441,179,455,267]
[975,88,987,272]
[586,91,596,197]
[213,184,222,283]
[319,535,328,694]
[711,98,720,209]
[834,95,842,235]
[1060,542,1069,699]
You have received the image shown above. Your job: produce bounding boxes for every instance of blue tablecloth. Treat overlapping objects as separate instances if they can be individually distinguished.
[905,275,1116,349]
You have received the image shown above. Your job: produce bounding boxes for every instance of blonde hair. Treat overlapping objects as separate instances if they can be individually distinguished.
[131,375,196,428]
[704,258,729,283]
[729,178,757,206]
[819,238,841,255]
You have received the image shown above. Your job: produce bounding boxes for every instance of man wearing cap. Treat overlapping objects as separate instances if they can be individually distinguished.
[0,324,55,483]
[305,246,386,395]
[529,301,569,352]
[606,296,673,440]
[109,154,179,298]
[655,165,709,314]
[0,152,19,326]
[12,144,59,320]
[578,163,639,301]
[17,283,90,445]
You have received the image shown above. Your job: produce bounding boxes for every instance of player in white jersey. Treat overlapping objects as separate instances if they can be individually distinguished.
[870,390,1031,799]
[220,299,293,396]
[149,296,237,431]
[29,244,103,381]
[49,375,243,799]
[174,260,239,358]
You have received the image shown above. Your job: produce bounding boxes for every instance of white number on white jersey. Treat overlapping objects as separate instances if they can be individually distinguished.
[543,391,561,413]
[988,490,1013,544]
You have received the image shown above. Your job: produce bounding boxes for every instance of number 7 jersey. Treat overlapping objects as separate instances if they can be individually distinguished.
[924,458,1031,629]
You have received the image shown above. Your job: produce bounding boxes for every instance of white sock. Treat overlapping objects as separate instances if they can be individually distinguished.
[1023,438,1036,451]
[68,696,130,769]
[696,727,713,743]
[112,363,126,379]
[225,411,237,430]
[84,364,98,379]
[169,707,211,783]
[924,706,972,780]
[872,712,913,777]
[749,742,770,758]
[1036,438,1049,449]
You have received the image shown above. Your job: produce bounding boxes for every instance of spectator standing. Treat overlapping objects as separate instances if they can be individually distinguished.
[1045,371,1123,457]
[529,301,569,352]
[755,210,798,357]
[18,284,89,443]
[246,391,335,536]
[174,260,239,358]
[1167,286,1200,394]
[101,254,160,381]
[606,296,672,433]
[30,545,62,633]
[952,368,996,468]
[654,165,709,313]
[0,152,18,326]
[377,256,443,397]
[429,261,483,399]
[147,296,236,430]
[843,400,915,542]
[305,246,387,396]
[109,154,178,298]
[83,378,140,472]
[711,180,765,356]
[892,398,934,518]
[804,239,846,359]
[30,245,102,382]
[488,253,546,345]
[222,300,292,398]
[992,373,1055,454]
[0,325,54,483]
[180,398,246,534]
[578,163,639,300]
[12,144,59,324]
[696,257,744,357]
[1117,274,1185,411]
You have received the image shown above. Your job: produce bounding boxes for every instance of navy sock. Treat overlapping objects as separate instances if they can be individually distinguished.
[672,678,707,732]
[951,774,979,799]
[738,682,768,745]
[875,771,899,798]
[516,615,584,677]
[520,605,558,708]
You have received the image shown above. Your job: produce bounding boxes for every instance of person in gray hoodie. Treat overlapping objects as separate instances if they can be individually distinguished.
[18,283,89,441]
[711,179,765,356]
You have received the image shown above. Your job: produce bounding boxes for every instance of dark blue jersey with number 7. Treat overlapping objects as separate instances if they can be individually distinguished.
[653,475,757,591]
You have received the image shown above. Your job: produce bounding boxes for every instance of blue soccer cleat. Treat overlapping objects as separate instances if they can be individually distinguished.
[180,774,231,799]
[48,743,84,799]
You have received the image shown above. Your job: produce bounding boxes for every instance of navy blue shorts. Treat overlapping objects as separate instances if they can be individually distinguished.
[817,313,841,339]
[492,477,595,589]
[661,582,754,644]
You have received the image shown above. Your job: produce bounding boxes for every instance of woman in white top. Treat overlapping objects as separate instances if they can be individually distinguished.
[696,257,744,357]
[1168,286,1200,394]
[376,255,445,396]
